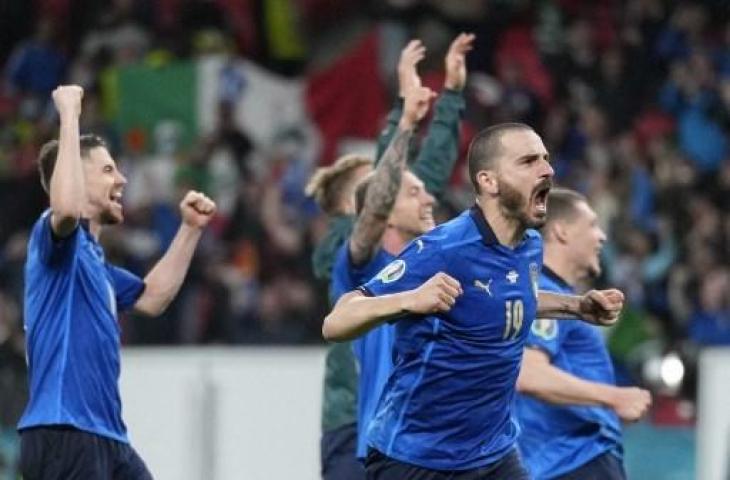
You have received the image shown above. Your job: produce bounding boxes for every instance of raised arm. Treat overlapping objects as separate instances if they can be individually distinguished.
[375,39,425,163]
[49,85,86,237]
[134,191,216,316]
[537,289,624,326]
[323,272,462,341]
[411,33,473,197]
[348,85,435,266]
[517,348,652,422]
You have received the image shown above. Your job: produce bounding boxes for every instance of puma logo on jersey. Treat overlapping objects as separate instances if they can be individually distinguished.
[474,279,492,297]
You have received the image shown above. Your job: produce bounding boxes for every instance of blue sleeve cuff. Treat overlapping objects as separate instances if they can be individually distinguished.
[357,285,375,297]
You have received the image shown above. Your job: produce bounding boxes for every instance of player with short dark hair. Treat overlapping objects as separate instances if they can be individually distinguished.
[515,188,652,480]
[19,85,216,480]
[323,124,625,479]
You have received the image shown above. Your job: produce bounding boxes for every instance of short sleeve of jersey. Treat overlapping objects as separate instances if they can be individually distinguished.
[31,211,78,266]
[105,264,145,311]
[526,318,566,359]
[361,238,443,297]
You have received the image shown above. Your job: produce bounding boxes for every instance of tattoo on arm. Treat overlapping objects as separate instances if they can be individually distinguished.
[350,128,411,266]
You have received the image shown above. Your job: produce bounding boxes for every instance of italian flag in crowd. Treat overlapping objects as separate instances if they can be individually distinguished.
[104,32,387,164]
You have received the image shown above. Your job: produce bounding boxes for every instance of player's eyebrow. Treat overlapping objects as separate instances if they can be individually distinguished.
[518,152,550,163]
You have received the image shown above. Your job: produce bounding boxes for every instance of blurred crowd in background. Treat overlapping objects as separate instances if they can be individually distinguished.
[0,0,729,474]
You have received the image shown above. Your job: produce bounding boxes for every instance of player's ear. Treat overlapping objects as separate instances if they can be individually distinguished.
[477,169,498,195]
[551,221,569,244]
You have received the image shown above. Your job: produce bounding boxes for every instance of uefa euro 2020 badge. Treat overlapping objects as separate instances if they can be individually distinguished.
[377,259,406,284]
[529,263,539,300]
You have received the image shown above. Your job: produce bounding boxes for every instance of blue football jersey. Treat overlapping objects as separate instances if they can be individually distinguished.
[19,211,145,442]
[360,206,543,470]
[331,243,396,459]
[515,267,623,479]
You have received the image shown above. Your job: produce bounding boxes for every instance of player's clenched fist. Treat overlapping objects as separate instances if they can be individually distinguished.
[180,190,217,229]
[405,272,463,314]
[52,85,84,117]
[608,386,652,423]
[578,288,624,326]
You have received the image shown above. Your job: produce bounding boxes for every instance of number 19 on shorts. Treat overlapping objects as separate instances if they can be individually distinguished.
[503,299,524,340]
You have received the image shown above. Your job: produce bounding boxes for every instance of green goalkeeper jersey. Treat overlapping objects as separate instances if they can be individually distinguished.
[317,89,465,432]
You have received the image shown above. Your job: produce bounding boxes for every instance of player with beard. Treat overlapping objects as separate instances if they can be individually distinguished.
[19,85,216,479]
[310,33,472,480]
[323,123,625,479]
[515,188,651,480]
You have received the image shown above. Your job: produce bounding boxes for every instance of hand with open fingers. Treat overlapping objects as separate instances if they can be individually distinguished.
[444,33,475,91]
[609,386,652,423]
[180,190,217,228]
[578,289,625,326]
[52,85,84,117]
[398,39,426,97]
[400,85,437,130]
[405,272,463,314]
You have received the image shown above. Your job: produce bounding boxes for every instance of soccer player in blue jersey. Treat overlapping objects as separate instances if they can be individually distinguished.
[19,85,216,480]
[515,188,651,480]
[330,81,438,462]
[323,123,625,479]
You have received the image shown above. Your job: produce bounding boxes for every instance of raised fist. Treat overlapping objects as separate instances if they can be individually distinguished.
[180,190,217,229]
[52,85,84,117]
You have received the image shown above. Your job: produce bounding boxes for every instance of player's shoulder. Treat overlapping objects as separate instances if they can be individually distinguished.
[423,210,483,254]
[524,228,543,245]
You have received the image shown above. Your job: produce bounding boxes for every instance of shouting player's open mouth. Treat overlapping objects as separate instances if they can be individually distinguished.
[531,180,552,215]
[110,190,123,210]
[420,205,435,229]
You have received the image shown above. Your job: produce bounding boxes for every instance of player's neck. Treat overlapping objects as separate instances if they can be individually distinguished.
[81,206,103,240]
[88,220,102,240]
[543,247,580,287]
[382,227,411,256]
[477,200,525,248]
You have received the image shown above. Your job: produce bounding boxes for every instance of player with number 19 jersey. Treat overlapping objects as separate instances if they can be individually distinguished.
[359,205,543,470]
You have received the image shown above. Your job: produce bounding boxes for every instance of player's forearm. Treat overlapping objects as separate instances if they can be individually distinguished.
[374,98,404,164]
[517,355,615,407]
[349,128,412,266]
[323,290,410,341]
[135,224,202,316]
[50,111,85,232]
[537,291,583,319]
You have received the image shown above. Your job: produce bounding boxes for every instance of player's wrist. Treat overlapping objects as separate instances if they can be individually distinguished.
[444,78,464,91]
[398,290,418,313]
[58,110,81,122]
[398,117,416,131]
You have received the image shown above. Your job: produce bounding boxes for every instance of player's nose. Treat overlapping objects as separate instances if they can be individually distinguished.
[420,189,435,206]
[540,158,554,179]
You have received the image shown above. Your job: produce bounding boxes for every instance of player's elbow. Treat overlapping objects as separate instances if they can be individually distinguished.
[322,311,347,342]
[515,370,532,394]
[516,367,544,397]
[133,288,171,317]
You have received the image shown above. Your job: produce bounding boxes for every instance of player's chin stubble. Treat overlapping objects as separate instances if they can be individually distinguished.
[497,178,540,228]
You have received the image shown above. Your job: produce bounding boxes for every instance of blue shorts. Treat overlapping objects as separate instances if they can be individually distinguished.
[19,426,153,480]
[365,448,530,480]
